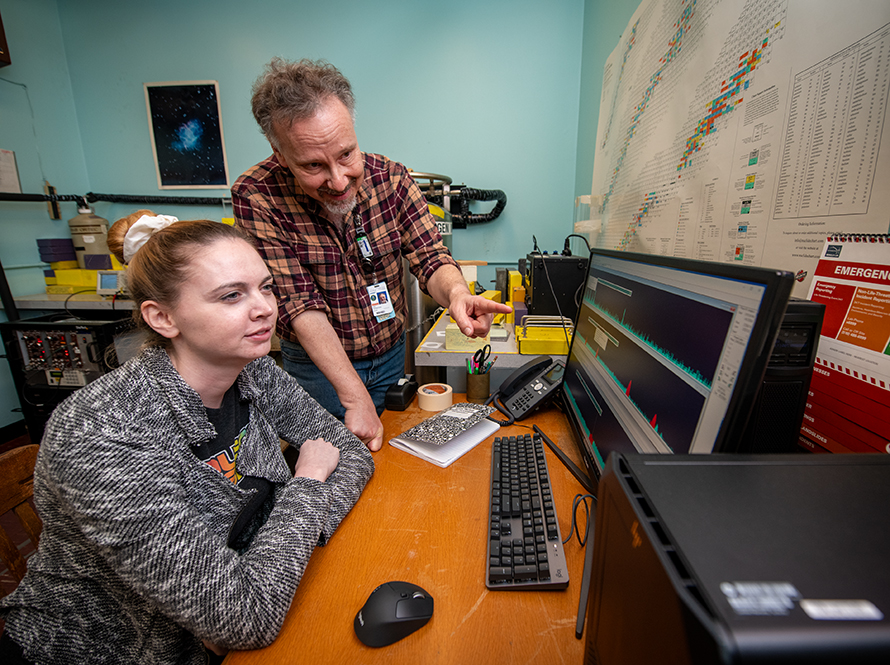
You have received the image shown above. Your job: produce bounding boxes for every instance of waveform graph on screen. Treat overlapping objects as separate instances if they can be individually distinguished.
[570,266,735,455]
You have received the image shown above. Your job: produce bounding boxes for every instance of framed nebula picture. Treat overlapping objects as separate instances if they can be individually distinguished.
[144,80,230,189]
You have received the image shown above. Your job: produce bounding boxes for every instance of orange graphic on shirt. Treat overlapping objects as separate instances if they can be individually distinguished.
[206,427,247,484]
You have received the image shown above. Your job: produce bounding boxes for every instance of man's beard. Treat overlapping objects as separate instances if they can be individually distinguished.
[319,180,358,217]
[322,194,358,217]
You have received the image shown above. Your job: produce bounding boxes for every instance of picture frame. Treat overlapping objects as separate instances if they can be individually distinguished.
[0,11,11,67]
[144,80,229,189]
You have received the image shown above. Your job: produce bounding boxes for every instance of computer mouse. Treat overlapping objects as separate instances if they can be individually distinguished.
[354,581,434,647]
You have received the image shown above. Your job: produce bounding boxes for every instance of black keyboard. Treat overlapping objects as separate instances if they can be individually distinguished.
[486,433,569,589]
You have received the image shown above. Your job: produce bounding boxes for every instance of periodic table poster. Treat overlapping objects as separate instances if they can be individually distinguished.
[585,0,890,297]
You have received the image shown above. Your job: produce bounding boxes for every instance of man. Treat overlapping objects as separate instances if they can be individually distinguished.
[233,58,511,452]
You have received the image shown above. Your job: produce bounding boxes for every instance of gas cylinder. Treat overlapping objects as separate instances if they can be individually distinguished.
[68,204,112,269]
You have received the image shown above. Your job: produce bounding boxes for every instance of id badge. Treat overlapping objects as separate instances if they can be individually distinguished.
[367,282,396,322]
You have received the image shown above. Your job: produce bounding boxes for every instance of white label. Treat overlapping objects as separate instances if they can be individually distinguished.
[594,327,610,349]
[82,234,96,244]
[435,221,452,236]
[357,234,372,258]
[720,582,801,616]
[800,600,884,621]
[443,407,473,419]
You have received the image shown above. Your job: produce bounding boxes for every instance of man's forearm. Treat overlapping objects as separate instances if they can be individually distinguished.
[426,263,472,308]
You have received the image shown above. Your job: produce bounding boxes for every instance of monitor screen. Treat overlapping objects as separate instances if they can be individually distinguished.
[98,272,119,290]
[560,249,793,488]
[96,270,125,295]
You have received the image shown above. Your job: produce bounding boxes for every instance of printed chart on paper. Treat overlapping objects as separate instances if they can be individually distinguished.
[588,0,890,296]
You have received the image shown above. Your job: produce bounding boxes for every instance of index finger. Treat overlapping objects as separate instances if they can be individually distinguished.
[473,299,513,314]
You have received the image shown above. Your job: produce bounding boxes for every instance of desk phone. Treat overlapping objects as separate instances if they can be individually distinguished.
[492,355,565,421]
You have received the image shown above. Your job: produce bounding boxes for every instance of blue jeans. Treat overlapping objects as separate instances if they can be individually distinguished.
[279,333,406,419]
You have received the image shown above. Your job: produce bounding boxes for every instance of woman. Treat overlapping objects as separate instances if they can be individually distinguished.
[0,211,374,664]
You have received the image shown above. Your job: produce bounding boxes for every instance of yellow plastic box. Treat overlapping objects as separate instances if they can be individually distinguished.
[517,325,572,355]
[46,284,96,294]
[479,289,502,303]
[54,269,98,286]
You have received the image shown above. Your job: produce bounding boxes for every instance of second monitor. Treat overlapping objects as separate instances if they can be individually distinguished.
[560,248,794,489]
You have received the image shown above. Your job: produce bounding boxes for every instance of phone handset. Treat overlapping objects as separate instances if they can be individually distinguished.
[486,355,565,426]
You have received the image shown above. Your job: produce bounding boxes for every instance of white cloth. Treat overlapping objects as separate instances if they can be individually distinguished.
[122,214,178,262]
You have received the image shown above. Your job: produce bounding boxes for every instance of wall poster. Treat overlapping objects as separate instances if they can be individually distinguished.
[144,80,229,189]
[585,0,890,297]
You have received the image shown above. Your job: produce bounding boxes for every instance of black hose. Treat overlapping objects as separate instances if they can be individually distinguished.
[423,187,505,228]
[0,191,229,206]
[85,192,230,206]
[456,188,507,225]
[0,192,83,203]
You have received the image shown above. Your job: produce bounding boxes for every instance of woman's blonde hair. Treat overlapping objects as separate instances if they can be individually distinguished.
[108,210,254,348]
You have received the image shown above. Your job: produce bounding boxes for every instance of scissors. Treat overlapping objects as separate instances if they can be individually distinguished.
[473,344,491,373]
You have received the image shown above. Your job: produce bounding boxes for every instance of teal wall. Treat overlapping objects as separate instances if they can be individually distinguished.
[0,0,636,430]
[1,0,91,430]
[57,0,586,259]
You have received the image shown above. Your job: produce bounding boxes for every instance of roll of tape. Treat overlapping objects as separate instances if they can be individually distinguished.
[417,382,453,411]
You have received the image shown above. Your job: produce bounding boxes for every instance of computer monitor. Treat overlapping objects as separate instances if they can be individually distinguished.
[96,270,126,296]
[560,248,794,491]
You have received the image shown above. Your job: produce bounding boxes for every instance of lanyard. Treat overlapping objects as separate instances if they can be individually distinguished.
[352,210,395,322]
[353,210,375,275]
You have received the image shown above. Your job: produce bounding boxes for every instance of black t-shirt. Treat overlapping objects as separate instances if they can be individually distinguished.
[196,383,275,552]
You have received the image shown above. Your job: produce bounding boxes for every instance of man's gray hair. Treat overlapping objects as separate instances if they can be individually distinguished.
[251,57,356,149]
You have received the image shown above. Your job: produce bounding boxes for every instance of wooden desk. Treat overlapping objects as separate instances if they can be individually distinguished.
[224,397,590,664]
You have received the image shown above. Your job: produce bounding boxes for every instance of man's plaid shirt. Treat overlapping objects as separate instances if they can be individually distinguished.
[232,152,457,360]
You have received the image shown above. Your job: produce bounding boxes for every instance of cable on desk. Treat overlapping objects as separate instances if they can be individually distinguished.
[562,493,596,547]
[484,391,515,426]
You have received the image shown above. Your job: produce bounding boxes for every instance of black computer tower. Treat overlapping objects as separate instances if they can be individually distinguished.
[524,252,588,321]
[738,297,824,454]
[585,453,890,665]
[0,313,134,442]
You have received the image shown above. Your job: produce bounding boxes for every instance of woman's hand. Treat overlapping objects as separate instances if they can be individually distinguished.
[203,640,228,657]
[293,437,340,482]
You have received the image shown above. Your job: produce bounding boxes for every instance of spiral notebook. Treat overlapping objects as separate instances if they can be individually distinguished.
[389,402,500,468]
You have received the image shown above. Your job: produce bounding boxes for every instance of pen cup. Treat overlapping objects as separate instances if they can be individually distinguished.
[466,370,490,404]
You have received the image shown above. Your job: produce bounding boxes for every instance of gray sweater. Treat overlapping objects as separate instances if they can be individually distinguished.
[1,347,374,664]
